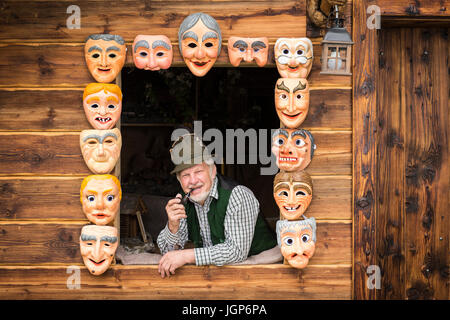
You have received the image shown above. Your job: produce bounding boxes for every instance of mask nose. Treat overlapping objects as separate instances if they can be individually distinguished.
[96,143,105,157]
[92,240,102,262]
[101,53,107,66]
[195,45,206,59]
[147,52,157,69]
[244,49,253,62]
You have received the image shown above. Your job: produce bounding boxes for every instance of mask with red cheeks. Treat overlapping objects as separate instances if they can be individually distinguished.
[227,37,269,67]
[271,128,316,172]
[178,12,222,77]
[273,170,313,220]
[276,218,316,269]
[83,83,122,130]
[84,34,126,83]
[274,37,313,78]
[274,78,310,129]
[132,35,173,71]
[80,225,118,275]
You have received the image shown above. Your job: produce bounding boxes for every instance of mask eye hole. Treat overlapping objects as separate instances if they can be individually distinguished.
[87,140,98,146]
[92,53,100,59]
[253,48,260,52]
[239,47,245,52]
[139,51,148,57]
[103,138,114,145]
[106,195,114,202]
[296,190,306,196]
[188,43,197,48]
[90,104,99,109]
[283,49,289,55]
[87,195,95,202]
[277,191,289,197]
[104,243,111,247]
[296,94,303,99]
[302,234,310,243]
[204,42,213,48]
[283,237,294,246]
[274,137,285,146]
[295,139,306,147]
[297,49,304,55]
[280,93,288,100]
[107,104,116,110]
[108,53,116,58]
[156,51,164,57]
[86,242,94,246]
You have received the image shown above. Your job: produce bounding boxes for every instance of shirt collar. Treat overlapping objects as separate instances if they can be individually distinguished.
[209,176,219,200]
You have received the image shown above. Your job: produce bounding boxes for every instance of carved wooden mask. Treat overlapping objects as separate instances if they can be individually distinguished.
[132,35,173,71]
[274,78,310,128]
[227,37,269,67]
[274,38,313,78]
[83,83,122,130]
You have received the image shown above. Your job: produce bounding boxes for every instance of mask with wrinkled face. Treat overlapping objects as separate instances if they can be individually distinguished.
[273,170,313,220]
[271,128,316,172]
[274,38,313,78]
[83,83,122,130]
[132,35,173,71]
[276,218,316,269]
[80,225,118,275]
[84,34,127,83]
[227,37,269,67]
[275,78,310,128]
[80,128,122,174]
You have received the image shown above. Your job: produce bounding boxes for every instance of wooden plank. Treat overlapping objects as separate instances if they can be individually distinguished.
[0,0,305,42]
[0,264,351,299]
[352,0,378,300]
[377,0,450,17]
[0,177,85,220]
[0,221,351,265]
[0,131,350,175]
[0,43,350,88]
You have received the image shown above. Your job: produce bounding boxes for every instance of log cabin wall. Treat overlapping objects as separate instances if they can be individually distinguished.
[0,0,352,299]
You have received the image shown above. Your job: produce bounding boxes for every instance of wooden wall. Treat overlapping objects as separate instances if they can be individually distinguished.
[0,0,352,299]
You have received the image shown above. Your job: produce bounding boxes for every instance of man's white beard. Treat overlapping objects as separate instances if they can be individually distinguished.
[189,189,210,203]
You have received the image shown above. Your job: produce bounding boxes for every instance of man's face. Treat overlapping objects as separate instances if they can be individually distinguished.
[81,177,120,225]
[132,35,173,71]
[80,128,122,174]
[271,129,314,171]
[80,225,118,275]
[84,37,126,83]
[178,162,216,203]
[274,180,312,220]
[274,38,313,78]
[274,78,310,128]
[227,37,269,67]
[180,20,220,77]
[83,89,122,130]
[278,222,316,269]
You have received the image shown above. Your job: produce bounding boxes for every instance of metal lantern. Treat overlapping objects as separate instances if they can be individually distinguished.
[320,6,353,75]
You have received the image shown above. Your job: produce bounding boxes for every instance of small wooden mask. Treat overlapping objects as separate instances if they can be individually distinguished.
[271,128,316,172]
[276,218,316,269]
[84,34,127,83]
[178,12,222,77]
[80,174,122,226]
[274,78,310,128]
[274,38,313,78]
[83,83,122,130]
[80,128,122,174]
[227,37,269,67]
[132,35,173,71]
[80,225,118,275]
[273,170,313,220]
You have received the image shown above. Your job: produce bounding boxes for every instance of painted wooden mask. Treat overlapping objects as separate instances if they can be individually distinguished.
[80,174,122,226]
[132,35,173,71]
[84,34,127,83]
[276,218,316,269]
[274,38,313,78]
[273,170,313,220]
[83,83,122,130]
[80,128,122,174]
[271,128,316,172]
[80,225,118,275]
[275,78,310,128]
[178,12,222,77]
[227,37,269,67]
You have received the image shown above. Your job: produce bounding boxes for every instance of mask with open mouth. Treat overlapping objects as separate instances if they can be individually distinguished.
[274,78,310,128]
[178,12,222,77]
[83,83,122,130]
[80,225,118,275]
[84,34,127,83]
[274,37,313,78]
[276,218,316,269]
[273,170,313,220]
[80,174,122,225]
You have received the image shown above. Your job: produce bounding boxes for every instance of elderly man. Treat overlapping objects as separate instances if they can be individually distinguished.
[157,134,277,278]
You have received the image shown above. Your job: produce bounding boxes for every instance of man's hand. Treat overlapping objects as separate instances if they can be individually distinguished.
[158,249,195,278]
[165,194,187,234]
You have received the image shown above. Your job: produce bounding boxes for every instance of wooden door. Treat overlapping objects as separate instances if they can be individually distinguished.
[376,27,449,299]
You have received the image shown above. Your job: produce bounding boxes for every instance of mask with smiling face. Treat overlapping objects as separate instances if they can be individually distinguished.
[274,38,313,78]
[273,170,313,220]
[178,12,222,77]
[271,128,316,172]
[274,78,310,128]
[276,218,316,269]
[80,174,122,226]
[80,128,122,174]
[83,83,122,130]
[84,34,127,83]
[132,35,173,71]
[80,225,118,275]
[227,37,269,67]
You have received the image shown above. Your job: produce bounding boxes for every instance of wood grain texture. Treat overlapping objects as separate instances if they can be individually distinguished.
[377,0,450,16]
[0,221,351,265]
[0,43,350,88]
[0,264,351,299]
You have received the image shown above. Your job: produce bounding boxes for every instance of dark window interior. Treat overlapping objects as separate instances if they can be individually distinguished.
[119,66,280,247]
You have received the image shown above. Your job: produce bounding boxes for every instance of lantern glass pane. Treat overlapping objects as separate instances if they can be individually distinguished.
[338,47,347,59]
